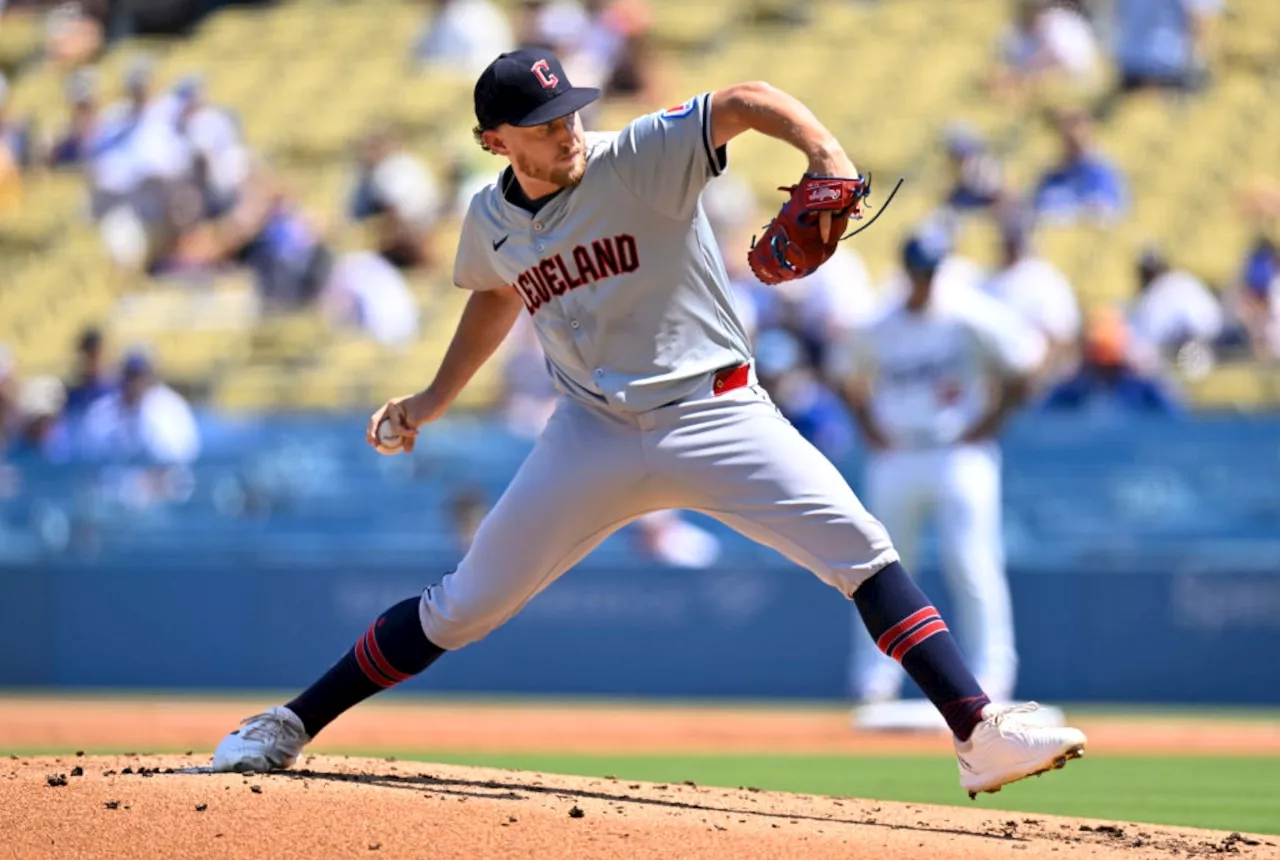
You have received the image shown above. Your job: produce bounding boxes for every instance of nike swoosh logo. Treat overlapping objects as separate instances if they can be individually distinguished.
[492,235,510,251]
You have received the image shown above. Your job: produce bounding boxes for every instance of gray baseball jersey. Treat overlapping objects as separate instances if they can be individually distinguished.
[415,94,899,653]
[453,93,753,413]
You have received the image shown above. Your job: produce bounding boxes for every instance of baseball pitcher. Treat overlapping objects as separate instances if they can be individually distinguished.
[210,51,1085,798]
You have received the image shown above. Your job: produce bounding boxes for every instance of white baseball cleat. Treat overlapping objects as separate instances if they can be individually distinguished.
[211,706,310,773]
[955,702,1086,799]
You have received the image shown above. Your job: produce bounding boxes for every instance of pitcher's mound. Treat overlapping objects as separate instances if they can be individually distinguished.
[1,755,1272,859]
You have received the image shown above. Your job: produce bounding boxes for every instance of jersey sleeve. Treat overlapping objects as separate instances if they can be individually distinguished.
[609,92,727,220]
[965,294,1047,376]
[452,197,508,292]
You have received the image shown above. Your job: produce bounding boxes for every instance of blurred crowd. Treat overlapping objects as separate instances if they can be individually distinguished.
[3,0,1280,555]
[0,0,690,544]
[0,0,683,332]
[0,324,200,510]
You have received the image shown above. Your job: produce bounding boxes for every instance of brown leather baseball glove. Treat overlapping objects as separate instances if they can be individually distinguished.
[748,173,883,285]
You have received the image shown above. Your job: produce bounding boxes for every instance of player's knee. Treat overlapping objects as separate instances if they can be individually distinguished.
[839,551,903,598]
[416,580,519,651]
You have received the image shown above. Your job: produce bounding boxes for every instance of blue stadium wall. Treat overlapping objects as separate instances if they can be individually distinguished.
[2,412,1279,703]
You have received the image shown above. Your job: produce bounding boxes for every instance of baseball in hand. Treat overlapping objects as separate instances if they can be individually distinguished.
[375,418,404,453]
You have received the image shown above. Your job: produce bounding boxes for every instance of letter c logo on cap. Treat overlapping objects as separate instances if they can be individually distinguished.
[531,59,559,89]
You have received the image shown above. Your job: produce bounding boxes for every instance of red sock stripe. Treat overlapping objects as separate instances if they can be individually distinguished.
[882,615,938,658]
[354,635,396,688]
[362,626,413,684]
[876,606,940,654]
[889,619,949,662]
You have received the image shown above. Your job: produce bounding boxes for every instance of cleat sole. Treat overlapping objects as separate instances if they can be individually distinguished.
[967,743,1085,800]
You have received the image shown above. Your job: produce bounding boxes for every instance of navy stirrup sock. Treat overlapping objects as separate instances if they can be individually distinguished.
[286,597,445,738]
[854,562,990,741]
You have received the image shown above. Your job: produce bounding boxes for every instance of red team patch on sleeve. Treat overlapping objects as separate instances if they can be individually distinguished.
[661,98,697,119]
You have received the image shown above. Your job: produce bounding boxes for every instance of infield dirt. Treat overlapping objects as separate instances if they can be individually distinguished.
[1,698,1277,859]
[4,754,1278,860]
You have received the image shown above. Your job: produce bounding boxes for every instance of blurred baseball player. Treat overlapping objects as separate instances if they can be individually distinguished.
[831,228,1049,729]
[982,214,1081,383]
[211,50,1085,797]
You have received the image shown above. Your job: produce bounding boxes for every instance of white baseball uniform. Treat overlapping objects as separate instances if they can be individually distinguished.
[1128,268,1225,352]
[983,255,1082,347]
[831,271,1046,703]
[425,93,898,650]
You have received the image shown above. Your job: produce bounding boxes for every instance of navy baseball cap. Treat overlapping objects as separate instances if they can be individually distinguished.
[474,49,600,131]
[902,225,950,272]
[121,349,154,378]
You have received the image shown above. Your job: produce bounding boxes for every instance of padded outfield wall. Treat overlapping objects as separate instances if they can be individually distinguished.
[1,412,1278,702]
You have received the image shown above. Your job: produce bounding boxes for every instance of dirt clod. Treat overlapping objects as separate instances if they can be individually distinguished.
[70,767,84,777]
[194,804,207,812]
[104,801,120,810]
[46,774,67,787]
[568,806,585,819]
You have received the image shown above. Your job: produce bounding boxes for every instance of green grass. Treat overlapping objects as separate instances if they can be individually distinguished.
[392,752,1280,836]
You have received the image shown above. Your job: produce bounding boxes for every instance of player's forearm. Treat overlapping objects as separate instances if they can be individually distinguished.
[710,82,853,175]
[851,405,892,450]
[964,377,1031,441]
[842,382,891,449]
[407,288,524,424]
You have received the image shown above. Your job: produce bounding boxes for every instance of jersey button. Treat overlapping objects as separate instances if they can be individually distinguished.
[571,319,580,329]
[535,242,545,251]
[533,223,543,231]
[594,369,604,377]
